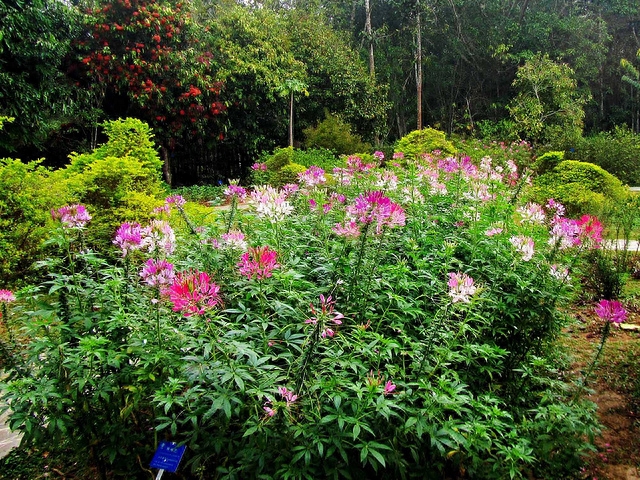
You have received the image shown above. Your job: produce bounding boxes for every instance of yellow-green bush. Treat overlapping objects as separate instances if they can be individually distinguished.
[528,159,629,217]
[394,128,457,159]
[273,162,307,187]
[303,112,371,155]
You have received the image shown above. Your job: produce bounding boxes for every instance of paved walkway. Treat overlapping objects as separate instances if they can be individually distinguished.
[0,409,21,459]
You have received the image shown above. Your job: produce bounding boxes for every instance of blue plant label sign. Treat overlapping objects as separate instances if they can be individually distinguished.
[150,441,186,473]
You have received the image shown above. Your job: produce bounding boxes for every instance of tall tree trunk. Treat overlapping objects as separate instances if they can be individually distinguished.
[416,1,423,131]
[289,91,294,147]
[161,146,172,186]
[364,0,375,78]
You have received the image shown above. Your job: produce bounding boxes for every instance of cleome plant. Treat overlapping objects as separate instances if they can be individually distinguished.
[1,149,607,479]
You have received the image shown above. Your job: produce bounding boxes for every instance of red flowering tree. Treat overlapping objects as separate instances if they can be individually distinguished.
[75,0,225,183]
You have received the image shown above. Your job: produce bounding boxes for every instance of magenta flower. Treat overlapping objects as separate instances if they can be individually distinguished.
[346,190,405,234]
[448,272,477,304]
[113,222,147,257]
[263,405,276,417]
[140,259,175,287]
[594,299,627,325]
[166,270,221,317]
[383,380,396,395]
[577,215,603,248]
[332,220,361,238]
[51,204,92,229]
[0,290,16,303]
[485,227,503,237]
[251,162,267,171]
[306,295,345,339]
[548,218,581,249]
[224,184,247,200]
[238,246,279,280]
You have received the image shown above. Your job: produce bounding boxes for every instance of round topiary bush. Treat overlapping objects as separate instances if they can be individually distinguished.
[272,162,307,187]
[528,159,630,217]
[394,128,457,159]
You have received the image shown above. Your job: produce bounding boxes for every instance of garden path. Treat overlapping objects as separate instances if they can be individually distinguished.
[0,409,21,459]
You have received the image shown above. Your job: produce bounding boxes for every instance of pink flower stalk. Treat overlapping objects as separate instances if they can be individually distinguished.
[140,258,175,287]
[165,195,186,208]
[383,380,396,395]
[393,152,404,160]
[298,166,326,188]
[485,227,503,236]
[517,202,546,224]
[306,295,345,339]
[464,182,494,202]
[51,204,92,229]
[438,157,459,174]
[278,386,298,406]
[595,299,627,325]
[0,290,16,303]
[546,198,566,220]
[281,183,300,196]
[113,222,147,257]
[250,186,294,222]
[166,270,221,317]
[263,405,276,417]
[509,235,535,261]
[374,170,399,190]
[219,230,248,250]
[238,246,279,280]
[448,272,477,304]
[224,184,248,200]
[577,215,603,248]
[251,162,267,171]
[374,151,385,161]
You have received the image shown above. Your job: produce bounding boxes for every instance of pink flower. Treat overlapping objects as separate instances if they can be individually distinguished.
[166,270,221,317]
[165,195,186,208]
[577,215,603,248]
[298,166,326,188]
[485,227,503,236]
[224,184,247,200]
[517,202,546,224]
[546,198,565,219]
[509,235,535,261]
[346,190,405,234]
[549,218,580,249]
[595,299,627,325]
[448,272,477,304]
[113,222,147,257]
[392,152,404,160]
[332,220,361,238]
[238,246,279,280]
[51,204,92,229]
[250,186,294,222]
[219,230,248,250]
[140,259,175,287]
[251,162,267,171]
[373,151,385,161]
[263,406,276,417]
[383,380,396,395]
[0,290,16,303]
[145,220,176,256]
[278,386,298,406]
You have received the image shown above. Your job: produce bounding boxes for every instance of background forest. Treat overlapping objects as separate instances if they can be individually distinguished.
[2,0,640,184]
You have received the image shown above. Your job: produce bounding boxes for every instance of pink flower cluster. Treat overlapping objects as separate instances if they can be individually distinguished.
[166,270,221,317]
[509,235,535,261]
[298,166,326,188]
[51,204,92,229]
[113,221,175,257]
[517,202,546,224]
[165,195,186,208]
[251,162,267,171]
[340,190,406,235]
[224,184,248,200]
[594,299,627,325]
[215,230,248,251]
[140,259,175,287]
[238,246,279,280]
[448,272,477,304]
[278,386,298,406]
[0,290,16,303]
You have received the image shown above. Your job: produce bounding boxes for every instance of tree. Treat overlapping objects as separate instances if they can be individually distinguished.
[277,79,309,147]
[621,49,640,133]
[75,0,226,183]
[0,0,91,154]
[508,53,588,147]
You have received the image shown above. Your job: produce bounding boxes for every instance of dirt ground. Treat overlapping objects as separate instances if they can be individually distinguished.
[565,308,640,480]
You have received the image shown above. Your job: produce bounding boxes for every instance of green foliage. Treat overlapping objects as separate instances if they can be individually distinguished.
[265,146,294,171]
[455,138,534,170]
[273,163,307,187]
[569,126,640,185]
[394,128,457,159]
[0,159,69,286]
[533,151,565,175]
[508,53,588,148]
[292,148,342,171]
[528,160,629,217]
[171,184,225,204]
[303,112,372,155]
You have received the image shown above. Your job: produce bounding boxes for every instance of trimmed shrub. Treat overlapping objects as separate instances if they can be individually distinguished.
[528,159,629,217]
[272,162,307,187]
[303,112,372,155]
[395,128,457,159]
[292,148,342,171]
[532,151,565,175]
